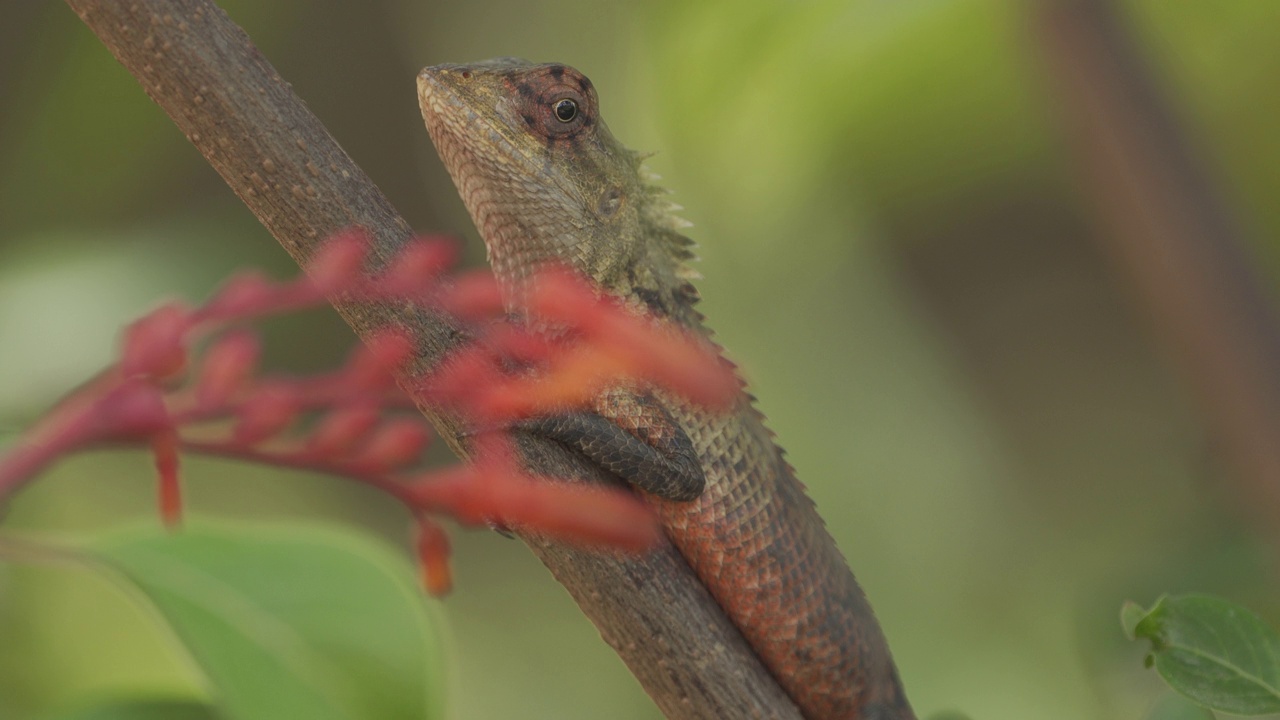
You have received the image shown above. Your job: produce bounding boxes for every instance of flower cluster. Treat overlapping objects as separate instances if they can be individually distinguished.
[0,230,736,594]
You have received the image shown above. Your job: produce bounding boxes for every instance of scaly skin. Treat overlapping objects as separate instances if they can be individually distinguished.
[418,59,914,720]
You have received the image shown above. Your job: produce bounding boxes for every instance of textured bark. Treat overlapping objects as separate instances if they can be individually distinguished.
[62,0,802,717]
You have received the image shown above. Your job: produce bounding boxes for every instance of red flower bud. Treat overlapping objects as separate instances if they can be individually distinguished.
[96,380,173,439]
[353,419,430,472]
[346,328,415,392]
[203,271,275,319]
[416,464,661,553]
[490,482,661,552]
[524,270,611,333]
[603,325,737,410]
[120,303,193,380]
[383,237,457,294]
[482,324,555,366]
[152,430,182,530]
[196,330,261,409]
[233,383,301,445]
[307,402,380,458]
[414,520,453,596]
[418,347,505,421]
[309,228,370,293]
[440,270,505,320]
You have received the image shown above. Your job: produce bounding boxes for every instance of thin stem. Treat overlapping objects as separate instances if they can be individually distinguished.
[176,439,421,509]
[0,388,108,500]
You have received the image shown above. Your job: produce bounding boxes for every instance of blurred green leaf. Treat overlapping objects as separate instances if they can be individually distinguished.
[927,712,975,720]
[1126,594,1280,715]
[49,698,220,720]
[1144,692,1215,720]
[1122,600,1148,640]
[89,522,447,720]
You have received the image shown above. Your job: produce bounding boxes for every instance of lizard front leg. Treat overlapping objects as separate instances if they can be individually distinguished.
[516,387,706,502]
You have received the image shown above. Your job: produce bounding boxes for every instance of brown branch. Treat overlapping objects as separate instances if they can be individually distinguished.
[1035,0,1280,527]
[62,0,801,717]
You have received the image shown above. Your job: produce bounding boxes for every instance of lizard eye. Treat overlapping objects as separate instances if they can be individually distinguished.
[522,77,592,139]
[553,99,578,123]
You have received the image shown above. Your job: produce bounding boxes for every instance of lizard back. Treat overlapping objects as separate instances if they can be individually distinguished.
[418,58,913,719]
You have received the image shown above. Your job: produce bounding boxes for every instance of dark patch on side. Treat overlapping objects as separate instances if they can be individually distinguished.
[516,82,534,97]
[548,65,566,79]
[516,407,705,501]
[548,128,590,150]
[521,113,535,127]
[676,282,701,306]
[633,285,668,317]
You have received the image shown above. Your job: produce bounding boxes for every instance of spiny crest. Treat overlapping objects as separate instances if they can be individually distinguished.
[633,153,701,282]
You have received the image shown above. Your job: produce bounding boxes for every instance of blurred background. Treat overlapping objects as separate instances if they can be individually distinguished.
[2,1,1279,718]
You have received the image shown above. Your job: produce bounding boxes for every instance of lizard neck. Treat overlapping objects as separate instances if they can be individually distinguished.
[612,170,704,326]
[477,149,703,328]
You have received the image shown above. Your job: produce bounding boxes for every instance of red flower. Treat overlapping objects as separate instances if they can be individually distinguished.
[0,228,736,595]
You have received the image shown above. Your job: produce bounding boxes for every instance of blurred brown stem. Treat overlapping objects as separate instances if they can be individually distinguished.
[60,0,802,717]
[1036,0,1280,526]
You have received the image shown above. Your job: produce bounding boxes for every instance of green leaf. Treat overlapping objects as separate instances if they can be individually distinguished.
[1144,692,1215,720]
[1121,600,1147,640]
[49,697,220,720]
[1126,593,1280,715]
[88,522,448,720]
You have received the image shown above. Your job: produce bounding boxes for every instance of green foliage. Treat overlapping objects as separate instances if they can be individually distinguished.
[1144,693,1215,720]
[1124,594,1280,716]
[88,522,448,720]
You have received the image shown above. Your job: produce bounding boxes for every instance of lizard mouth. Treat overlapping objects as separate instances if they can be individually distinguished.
[417,66,548,176]
[417,67,515,182]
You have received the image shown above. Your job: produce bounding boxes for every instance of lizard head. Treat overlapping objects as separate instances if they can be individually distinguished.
[419,59,700,321]
[418,58,648,291]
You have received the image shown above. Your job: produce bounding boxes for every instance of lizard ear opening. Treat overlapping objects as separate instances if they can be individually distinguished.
[596,186,624,219]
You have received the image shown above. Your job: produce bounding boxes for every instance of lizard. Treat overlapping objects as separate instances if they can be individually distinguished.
[417,58,914,720]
